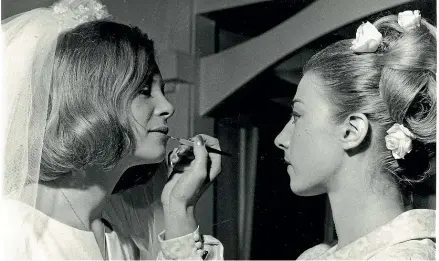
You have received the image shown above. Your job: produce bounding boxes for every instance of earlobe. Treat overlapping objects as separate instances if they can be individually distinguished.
[340,113,369,151]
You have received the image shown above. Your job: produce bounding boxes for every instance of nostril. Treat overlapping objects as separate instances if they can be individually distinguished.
[274,137,283,149]
[275,140,287,150]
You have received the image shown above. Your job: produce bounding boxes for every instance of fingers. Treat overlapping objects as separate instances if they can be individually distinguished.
[164,134,223,208]
[197,134,221,150]
[176,144,192,156]
[191,136,208,179]
[168,144,195,173]
[169,134,222,181]
[171,157,194,172]
[196,135,221,180]
[169,145,193,165]
[168,149,179,165]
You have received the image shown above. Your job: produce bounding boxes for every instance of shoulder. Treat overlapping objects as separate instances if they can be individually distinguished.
[1,199,35,228]
[1,199,37,259]
[1,199,46,239]
[297,242,335,260]
[370,239,436,260]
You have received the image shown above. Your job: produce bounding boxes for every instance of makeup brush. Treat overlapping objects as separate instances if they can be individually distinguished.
[167,136,232,157]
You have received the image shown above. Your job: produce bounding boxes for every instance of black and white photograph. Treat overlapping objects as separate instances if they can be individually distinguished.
[1,0,437,260]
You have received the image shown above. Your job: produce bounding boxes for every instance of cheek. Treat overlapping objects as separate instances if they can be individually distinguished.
[289,121,341,175]
[130,98,154,132]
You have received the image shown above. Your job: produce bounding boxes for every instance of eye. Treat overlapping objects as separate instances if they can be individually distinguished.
[290,111,300,123]
[138,87,151,97]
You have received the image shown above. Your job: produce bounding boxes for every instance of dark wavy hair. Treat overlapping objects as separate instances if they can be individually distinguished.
[40,20,157,181]
[304,15,436,187]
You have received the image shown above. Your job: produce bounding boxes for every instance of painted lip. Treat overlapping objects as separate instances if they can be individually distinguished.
[148,126,169,135]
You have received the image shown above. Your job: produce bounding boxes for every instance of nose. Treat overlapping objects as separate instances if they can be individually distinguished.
[155,94,175,120]
[274,126,289,151]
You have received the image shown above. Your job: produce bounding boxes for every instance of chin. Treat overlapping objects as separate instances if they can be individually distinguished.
[134,146,166,164]
[289,182,326,197]
[149,152,166,163]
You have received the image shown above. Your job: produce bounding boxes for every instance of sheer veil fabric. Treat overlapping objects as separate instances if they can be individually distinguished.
[1,0,110,258]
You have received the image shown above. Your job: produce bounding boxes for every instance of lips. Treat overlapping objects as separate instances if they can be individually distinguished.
[149,126,169,135]
[283,158,291,165]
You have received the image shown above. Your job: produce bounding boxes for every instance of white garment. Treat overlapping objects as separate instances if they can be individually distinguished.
[1,164,224,260]
[297,209,436,260]
[3,199,136,259]
[2,195,224,260]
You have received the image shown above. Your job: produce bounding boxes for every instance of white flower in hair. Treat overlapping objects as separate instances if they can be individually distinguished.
[385,123,416,160]
[351,21,382,53]
[398,10,421,32]
[52,0,110,23]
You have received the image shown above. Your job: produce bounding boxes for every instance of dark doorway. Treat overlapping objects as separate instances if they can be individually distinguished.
[249,106,327,259]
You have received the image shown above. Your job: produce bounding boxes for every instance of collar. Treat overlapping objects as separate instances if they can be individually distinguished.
[322,209,435,259]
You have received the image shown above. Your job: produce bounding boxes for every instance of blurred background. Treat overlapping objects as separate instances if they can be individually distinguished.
[3,0,436,259]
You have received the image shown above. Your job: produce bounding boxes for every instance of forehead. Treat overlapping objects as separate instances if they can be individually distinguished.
[295,72,327,105]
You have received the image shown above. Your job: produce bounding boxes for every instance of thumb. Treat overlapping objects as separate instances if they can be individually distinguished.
[192,135,208,176]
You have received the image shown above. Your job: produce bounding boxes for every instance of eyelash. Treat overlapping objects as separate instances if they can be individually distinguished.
[290,111,300,123]
[138,88,151,96]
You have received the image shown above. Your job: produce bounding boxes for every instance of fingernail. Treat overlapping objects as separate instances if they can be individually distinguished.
[171,153,179,162]
[171,158,180,165]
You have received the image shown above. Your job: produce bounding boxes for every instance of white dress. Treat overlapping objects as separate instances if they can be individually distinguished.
[1,169,224,260]
[297,209,436,260]
[2,198,223,260]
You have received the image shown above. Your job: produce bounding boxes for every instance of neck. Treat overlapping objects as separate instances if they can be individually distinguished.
[327,160,405,248]
[36,164,128,231]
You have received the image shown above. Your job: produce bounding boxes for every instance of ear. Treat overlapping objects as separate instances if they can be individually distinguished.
[340,113,369,151]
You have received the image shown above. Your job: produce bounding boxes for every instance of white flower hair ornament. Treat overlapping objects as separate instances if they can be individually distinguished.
[351,21,383,53]
[52,0,110,24]
[398,10,421,32]
[385,123,416,160]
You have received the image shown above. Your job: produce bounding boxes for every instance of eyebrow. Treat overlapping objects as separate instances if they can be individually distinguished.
[291,99,304,107]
